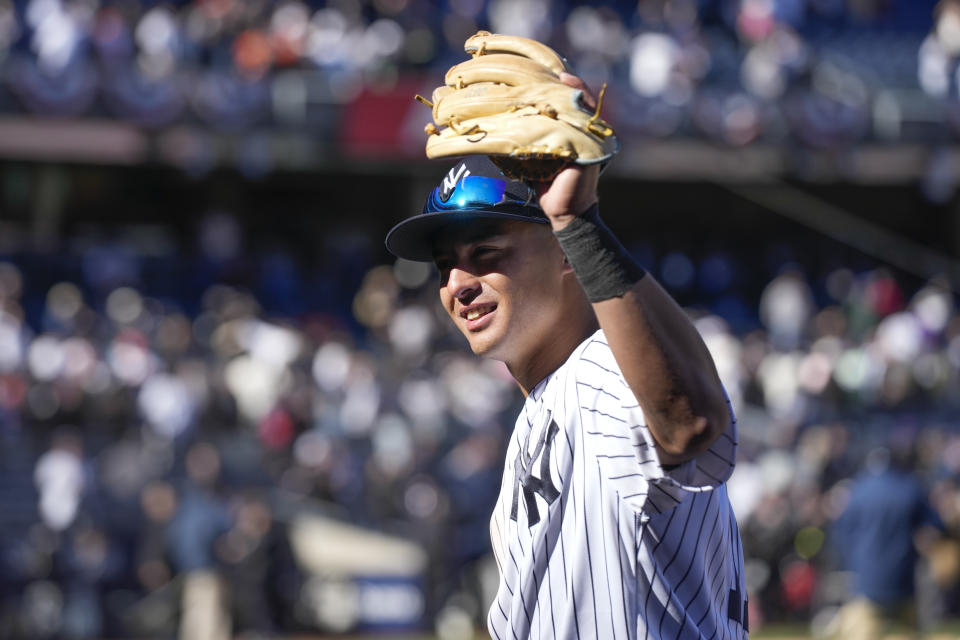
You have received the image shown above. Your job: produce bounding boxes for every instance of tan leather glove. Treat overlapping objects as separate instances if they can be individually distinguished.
[418,31,619,181]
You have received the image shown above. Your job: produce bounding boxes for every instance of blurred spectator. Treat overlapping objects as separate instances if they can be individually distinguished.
[136,480,176,591]
[920,0,960,98]
[169,442,232,640]
[34,429,85,532]
[759,267,815,350]
[58,523,122,638]
[216,490,301,635]
[825,446,945,640]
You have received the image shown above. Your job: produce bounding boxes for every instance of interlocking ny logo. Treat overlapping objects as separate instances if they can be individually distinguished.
[440,163,470,201]
[511,418,560,526]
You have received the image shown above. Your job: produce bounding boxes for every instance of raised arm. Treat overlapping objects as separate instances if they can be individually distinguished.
[535,77,729,465]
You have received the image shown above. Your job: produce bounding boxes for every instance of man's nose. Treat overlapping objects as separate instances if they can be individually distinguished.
[447,266,480,301]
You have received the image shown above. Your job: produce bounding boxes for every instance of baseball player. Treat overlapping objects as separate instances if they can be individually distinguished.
[386,72,746,639]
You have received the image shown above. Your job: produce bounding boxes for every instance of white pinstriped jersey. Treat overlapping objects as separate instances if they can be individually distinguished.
[488,330,747,640]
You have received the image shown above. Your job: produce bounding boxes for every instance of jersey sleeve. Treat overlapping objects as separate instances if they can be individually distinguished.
[574,334,737,515]
[623,385,737,511]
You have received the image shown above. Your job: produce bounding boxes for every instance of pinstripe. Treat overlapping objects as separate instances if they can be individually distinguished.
[656,512,694,637]
[703,447,735,467]
[682,497,724,609]
[660,493,698,575]
[641,508,677,639]
[585,430,632,439]
[526,504,542,639]
[496,599,518,640]
[560,369,582,640]
[656,494,699,638]
[671,494,722,637]
[615,493,632,637]
[576,380,622,400]
[489,612,504,640]
[695,464,725,484]
[487,330,744,640]
[575,378,601,638]
[696,520,730,630]
[555,437,570,593]
[709,567,730,640]
[729,506,744,587]
[544,504,558,639]
[578,357,619,376]
[507,544,532,632]
[582,406,627,421]
[597,464,619,637]
[568,441,583,640]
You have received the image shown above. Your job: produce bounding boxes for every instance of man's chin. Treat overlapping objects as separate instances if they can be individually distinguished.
[468,340,493,357]
[467,334,504,359]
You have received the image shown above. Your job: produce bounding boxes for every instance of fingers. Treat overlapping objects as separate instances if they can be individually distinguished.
[559,71,597,110]
[531,180,550,200]
[534,163,598,222]
[529,163,576,197]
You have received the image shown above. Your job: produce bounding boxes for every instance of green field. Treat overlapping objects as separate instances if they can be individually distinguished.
[298,624,960,639]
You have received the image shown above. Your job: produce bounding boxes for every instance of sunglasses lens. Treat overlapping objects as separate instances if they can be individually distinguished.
[425,176,510,212]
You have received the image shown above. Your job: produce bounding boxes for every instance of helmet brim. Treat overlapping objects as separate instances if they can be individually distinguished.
[385,208,549,262]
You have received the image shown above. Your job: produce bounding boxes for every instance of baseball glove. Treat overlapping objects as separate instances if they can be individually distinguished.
[416,31,619,182]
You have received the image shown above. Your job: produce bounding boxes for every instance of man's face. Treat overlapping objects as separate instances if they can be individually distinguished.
[432,220,567,366]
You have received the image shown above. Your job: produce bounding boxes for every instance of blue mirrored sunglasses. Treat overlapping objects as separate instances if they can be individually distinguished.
[423,176,533,214]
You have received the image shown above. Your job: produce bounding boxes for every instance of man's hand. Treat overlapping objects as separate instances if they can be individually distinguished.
[533,73,601,231]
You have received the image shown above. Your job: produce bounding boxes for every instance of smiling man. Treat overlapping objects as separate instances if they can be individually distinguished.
[431,217,591,386]
[385,80,746,640]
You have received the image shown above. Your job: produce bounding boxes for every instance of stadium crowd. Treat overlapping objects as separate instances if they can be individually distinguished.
[0,0,945,146]
[0,206,956,637]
